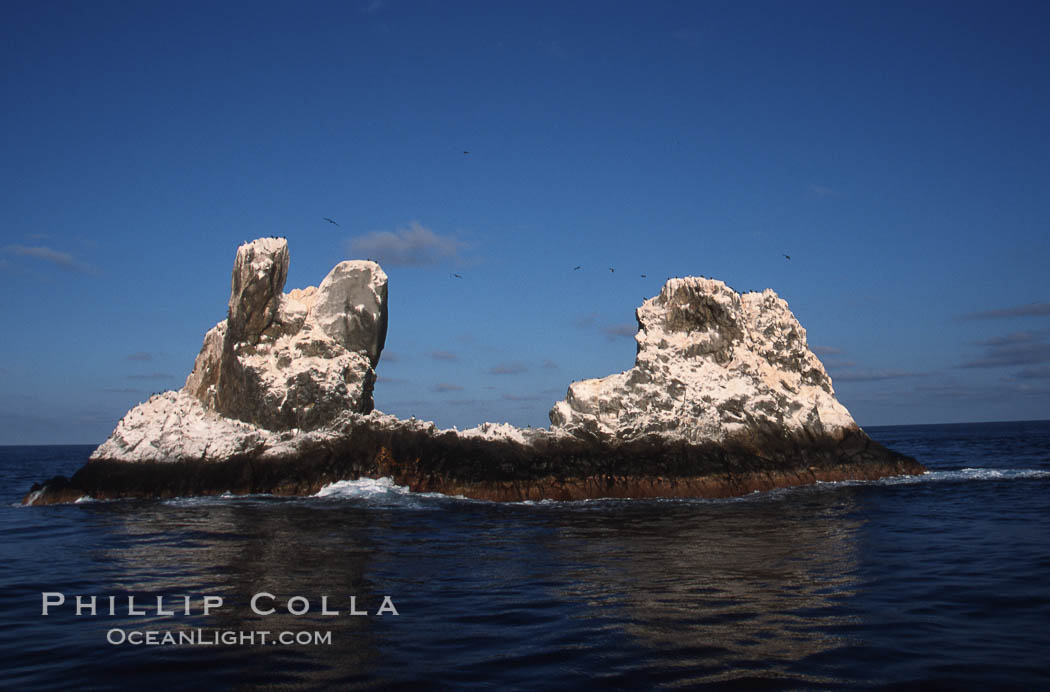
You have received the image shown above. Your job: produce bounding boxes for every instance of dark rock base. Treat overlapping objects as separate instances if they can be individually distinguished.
[23,424,924,505]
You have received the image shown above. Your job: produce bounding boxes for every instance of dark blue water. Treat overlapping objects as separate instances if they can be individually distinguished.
[2,421,1049,690]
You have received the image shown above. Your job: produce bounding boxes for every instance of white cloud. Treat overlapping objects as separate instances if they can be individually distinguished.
[2,244,99,274]
[958,302,1050,320]
[349,222,465,266]
[489,362,528,375]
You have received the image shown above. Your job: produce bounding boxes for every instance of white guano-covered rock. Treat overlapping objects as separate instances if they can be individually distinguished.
[97,238,391,461]
[93,242,860,466]
[209,243,387,431]
[112,238,388,441]
[549,277,857,444]
[313,261,389,365]
[90,391,268,462]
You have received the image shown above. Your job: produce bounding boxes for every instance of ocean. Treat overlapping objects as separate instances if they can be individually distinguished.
[2,420,1048,690]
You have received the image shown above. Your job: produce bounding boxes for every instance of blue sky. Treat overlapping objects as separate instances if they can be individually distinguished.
[2,0,1048,444]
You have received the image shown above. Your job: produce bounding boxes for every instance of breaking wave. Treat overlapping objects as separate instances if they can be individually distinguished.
[313,477,469,506]
[314,477,413,499]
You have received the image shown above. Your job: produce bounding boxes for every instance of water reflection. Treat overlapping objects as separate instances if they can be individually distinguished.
[70,487,869,687]
[82,499,392,687]
[524,491,865,685]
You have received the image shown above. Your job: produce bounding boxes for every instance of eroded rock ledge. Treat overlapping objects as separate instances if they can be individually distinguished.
[24,239,922,505]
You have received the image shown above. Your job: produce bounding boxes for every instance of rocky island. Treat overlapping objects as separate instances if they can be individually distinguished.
[24,238,923,505]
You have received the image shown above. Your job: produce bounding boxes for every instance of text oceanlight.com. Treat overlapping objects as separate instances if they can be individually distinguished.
[107,629,333,646]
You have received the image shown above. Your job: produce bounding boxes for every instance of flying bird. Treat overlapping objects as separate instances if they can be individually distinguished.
[609,267,615,273]
[783,254,791,260]
[640,274,646,278]
[463,151,469,155]
[452,273,463,279]
[573,266,582,271]
[324,217,339,226]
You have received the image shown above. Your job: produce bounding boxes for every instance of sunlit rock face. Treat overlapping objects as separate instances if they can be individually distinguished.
[312,261,388,367]
[89,390,267,464]
[549,277,856,444]
[204,239,387,431]
[106,238,388,462]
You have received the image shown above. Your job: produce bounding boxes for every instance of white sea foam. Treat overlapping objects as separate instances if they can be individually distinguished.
[159,492,275,506]
[814,467,1050,489]
[314,477,412,499]
[312,477,474,505]
[880,468,1050,484]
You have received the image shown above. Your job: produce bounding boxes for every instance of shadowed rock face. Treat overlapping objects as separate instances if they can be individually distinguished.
[23,239,923,506]
[226,238,289,344]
